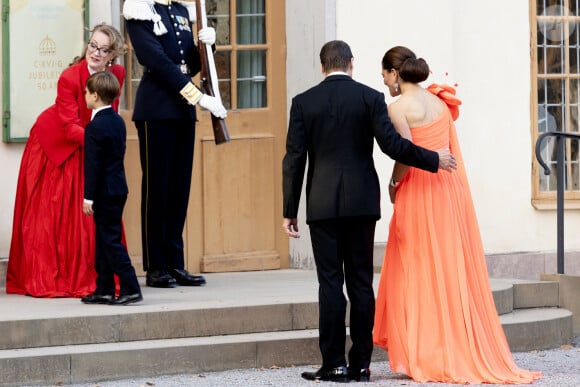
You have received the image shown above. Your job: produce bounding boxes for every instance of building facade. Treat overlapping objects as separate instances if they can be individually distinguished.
[1,0,579,279]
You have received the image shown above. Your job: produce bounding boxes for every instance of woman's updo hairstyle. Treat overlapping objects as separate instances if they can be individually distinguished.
[382,46,429,84]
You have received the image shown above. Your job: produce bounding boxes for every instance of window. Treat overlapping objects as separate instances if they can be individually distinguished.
[532,0,580,206]
[122,0,267,111]
[208,0,267,109]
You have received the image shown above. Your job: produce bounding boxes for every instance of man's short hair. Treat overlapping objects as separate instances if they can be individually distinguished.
[320,40,353,73]
[86,71,120,105]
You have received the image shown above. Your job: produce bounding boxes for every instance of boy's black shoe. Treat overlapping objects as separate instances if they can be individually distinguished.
[109,293,143,305]
[81,294,113,304]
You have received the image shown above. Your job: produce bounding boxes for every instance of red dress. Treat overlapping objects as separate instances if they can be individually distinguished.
[373,85,542,384]
[6,60,125,297]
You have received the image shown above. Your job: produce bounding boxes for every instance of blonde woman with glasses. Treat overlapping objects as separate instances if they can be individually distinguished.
[7,23,127,298]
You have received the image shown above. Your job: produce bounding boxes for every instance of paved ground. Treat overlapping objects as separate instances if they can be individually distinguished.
[26,336,580,387]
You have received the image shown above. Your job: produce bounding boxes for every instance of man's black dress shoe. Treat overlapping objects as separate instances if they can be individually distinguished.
[81,294,113,304]
[146,270,177,288]
[109,293,143,305]
[301,366,349,383]
[348,368,371,382]
[170,269,206,286]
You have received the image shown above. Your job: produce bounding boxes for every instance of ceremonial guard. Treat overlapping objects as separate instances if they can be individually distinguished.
[123,0,227,288]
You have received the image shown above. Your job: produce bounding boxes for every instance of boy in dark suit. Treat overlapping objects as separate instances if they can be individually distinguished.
[81,71,142,305]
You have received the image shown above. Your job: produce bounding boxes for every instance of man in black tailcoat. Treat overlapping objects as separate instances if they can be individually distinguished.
[282,40,457,383]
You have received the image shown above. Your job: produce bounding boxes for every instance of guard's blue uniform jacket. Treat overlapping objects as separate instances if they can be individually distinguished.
[126,1,201,120]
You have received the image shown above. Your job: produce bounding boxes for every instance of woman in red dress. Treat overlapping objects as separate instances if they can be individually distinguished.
[6,23,126,297]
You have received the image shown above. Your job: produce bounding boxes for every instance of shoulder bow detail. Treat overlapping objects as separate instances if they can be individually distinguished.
[427,83,461,121]
[123,0,168,35]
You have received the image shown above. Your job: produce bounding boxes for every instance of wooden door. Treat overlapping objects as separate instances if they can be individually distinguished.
[120,0,288,274]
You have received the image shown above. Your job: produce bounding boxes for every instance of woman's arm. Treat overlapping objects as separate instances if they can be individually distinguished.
[387,102,411,203]
[55,68,85,145]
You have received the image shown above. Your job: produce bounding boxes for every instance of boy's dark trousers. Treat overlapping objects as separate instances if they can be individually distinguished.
[93,195,140,296]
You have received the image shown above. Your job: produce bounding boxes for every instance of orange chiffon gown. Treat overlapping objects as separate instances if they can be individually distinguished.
[6,60,125,298]
[373,85,542,384]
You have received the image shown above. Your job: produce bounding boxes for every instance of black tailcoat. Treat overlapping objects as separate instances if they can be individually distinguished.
[282,74,439,369]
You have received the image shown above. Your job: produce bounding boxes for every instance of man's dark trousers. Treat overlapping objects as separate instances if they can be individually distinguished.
[309,216,376,370]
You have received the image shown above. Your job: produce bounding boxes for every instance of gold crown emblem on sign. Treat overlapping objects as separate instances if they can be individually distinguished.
[39,35,57,56]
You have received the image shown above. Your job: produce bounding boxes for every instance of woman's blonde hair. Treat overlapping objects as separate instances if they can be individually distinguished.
[70,23,127,66]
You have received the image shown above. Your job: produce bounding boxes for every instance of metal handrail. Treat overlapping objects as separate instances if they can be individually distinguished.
[535,130,580,274]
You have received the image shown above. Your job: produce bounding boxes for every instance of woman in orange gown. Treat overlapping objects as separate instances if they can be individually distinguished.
[6,24,126,297]
[372,46,541,384]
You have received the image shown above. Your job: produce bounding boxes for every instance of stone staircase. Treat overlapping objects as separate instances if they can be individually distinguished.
[0,264,574,387]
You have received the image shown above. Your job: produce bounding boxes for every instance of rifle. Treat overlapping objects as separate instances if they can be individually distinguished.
[195,0,230,145]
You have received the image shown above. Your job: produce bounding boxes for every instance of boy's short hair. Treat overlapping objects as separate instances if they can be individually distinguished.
[86,71,120,105]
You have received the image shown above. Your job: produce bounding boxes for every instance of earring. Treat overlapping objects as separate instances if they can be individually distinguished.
[394,82,399,92]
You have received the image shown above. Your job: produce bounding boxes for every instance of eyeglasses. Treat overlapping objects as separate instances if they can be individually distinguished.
[87,41,112,56]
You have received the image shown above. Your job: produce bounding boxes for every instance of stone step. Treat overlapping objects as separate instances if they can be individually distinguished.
[0,329,327,387]
[0,270,573,386]
[502,307,573,351]
[0,277,557,351]
[492,278,560,312]
[0,258,562,311]
[491,278,514,315]
[0,302,319,351]
[512,279,560,308]
[0,306,572,387]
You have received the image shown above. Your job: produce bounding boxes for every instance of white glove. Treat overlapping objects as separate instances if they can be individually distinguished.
[198,27,216,45]
[199,94,227,119]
